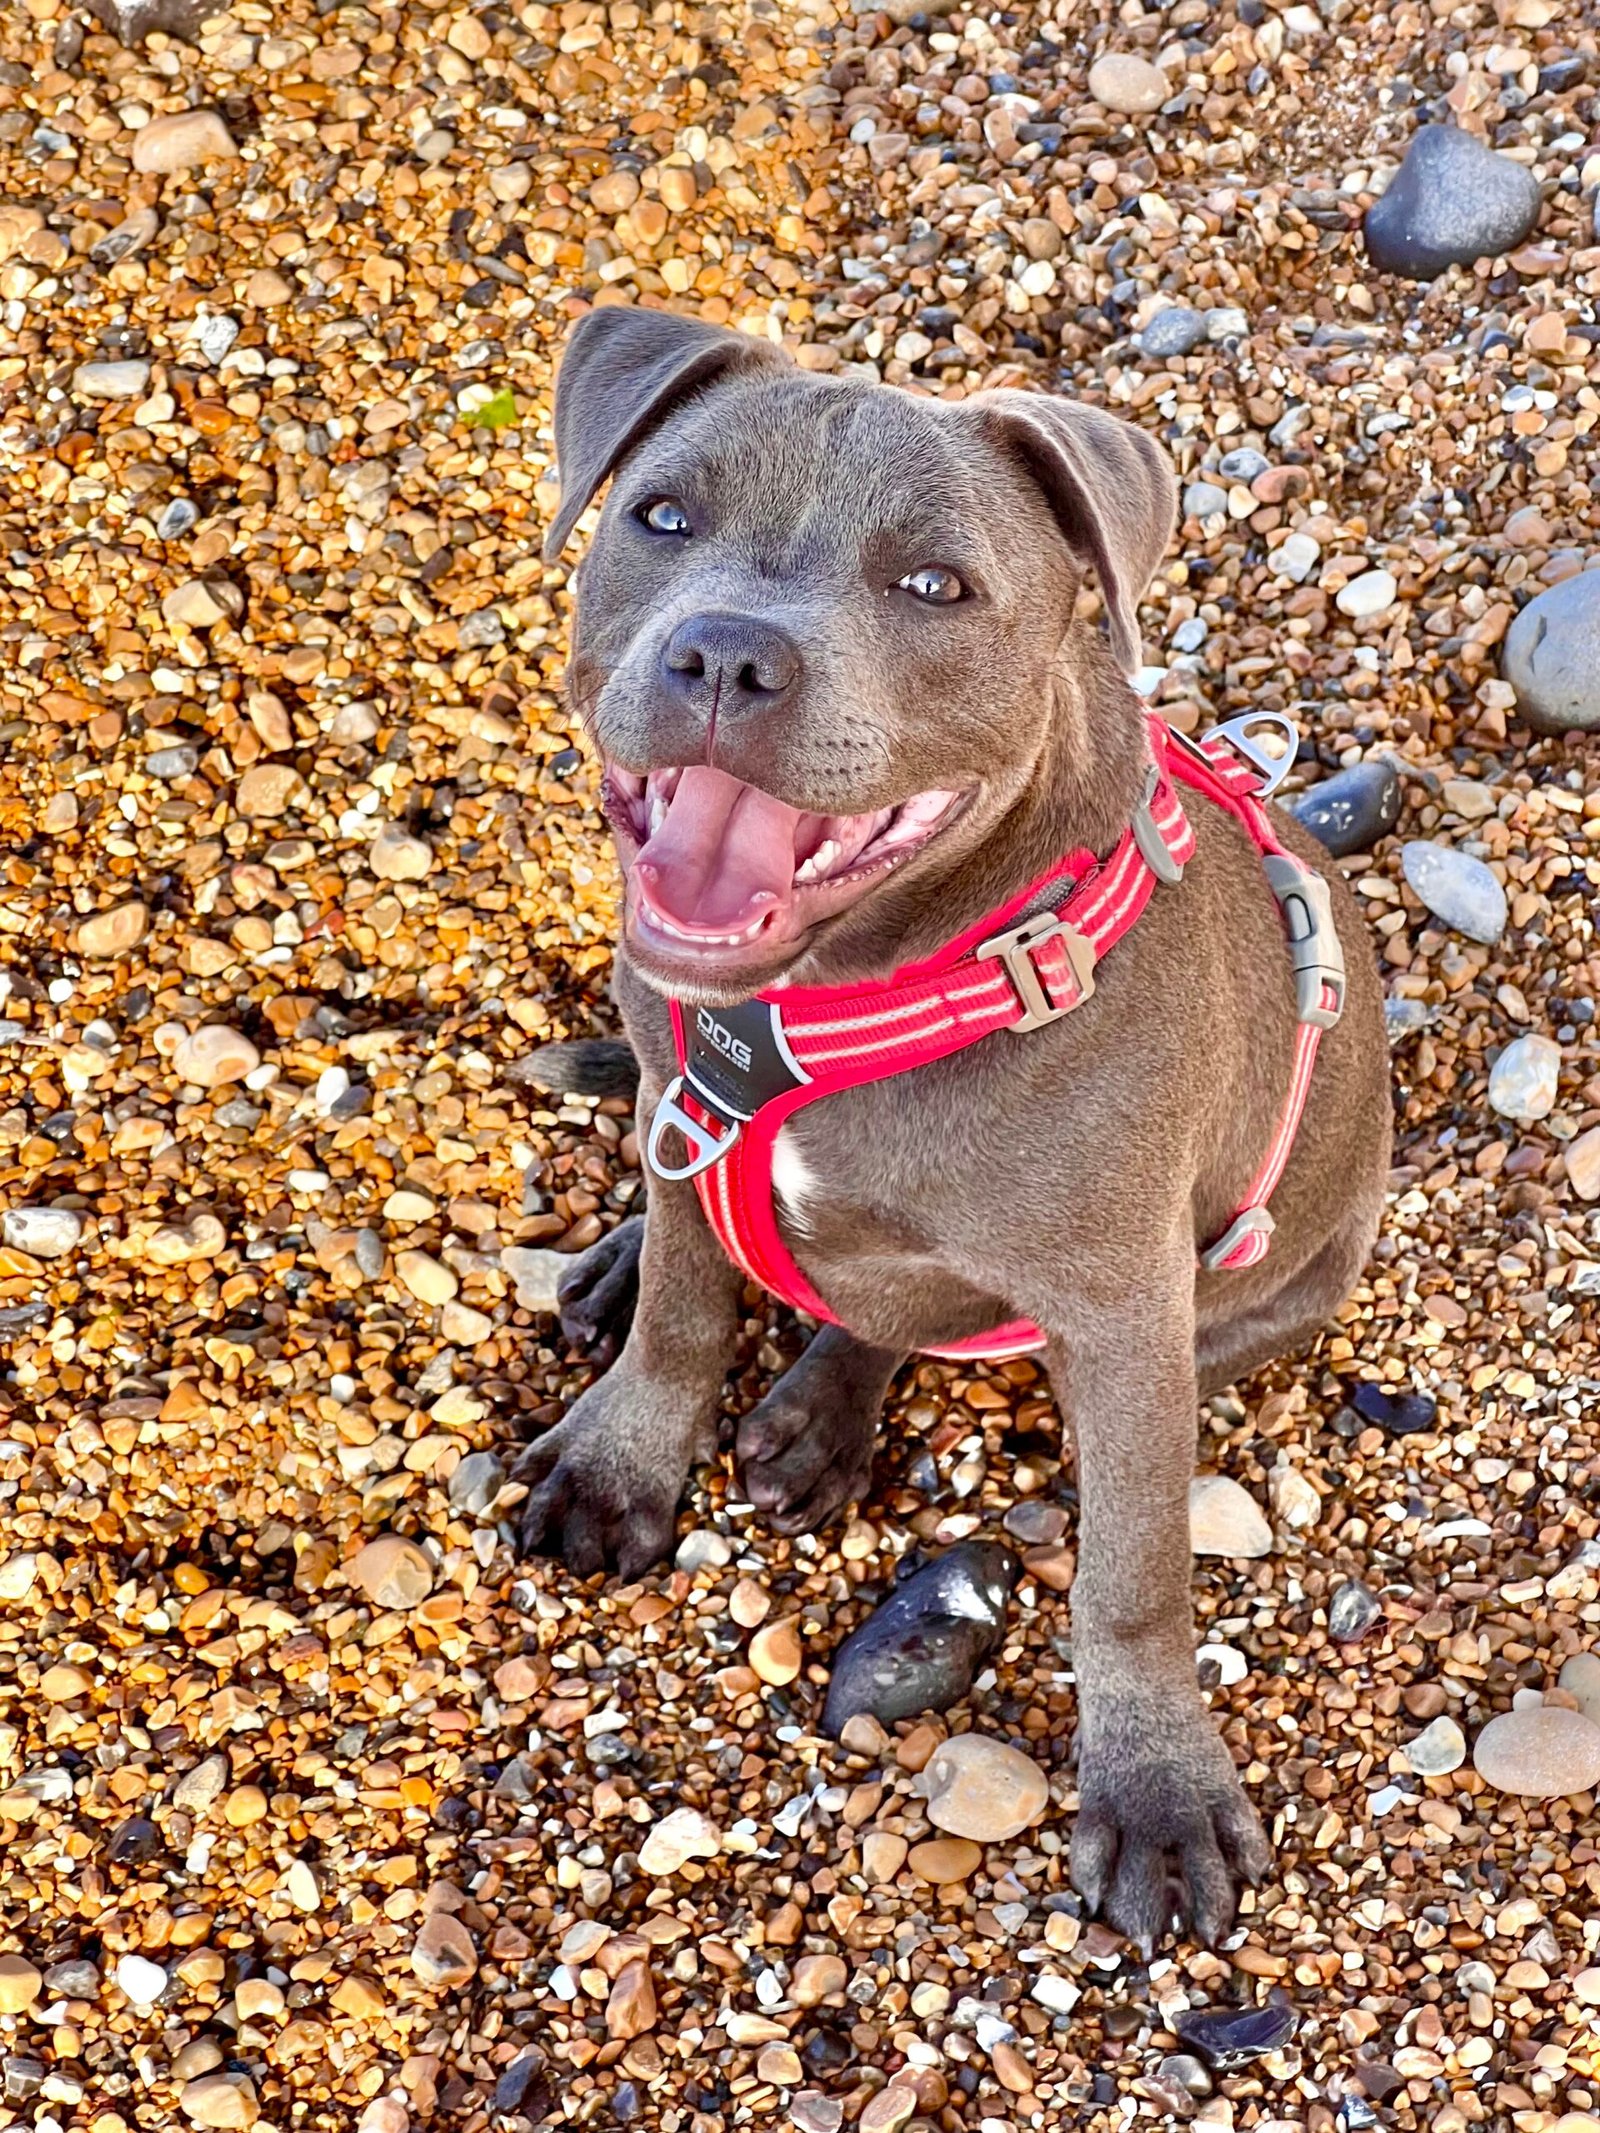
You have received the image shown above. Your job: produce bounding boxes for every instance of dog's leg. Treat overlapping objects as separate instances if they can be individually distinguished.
[737,1325,903,1535]
[556,1213,643,1364]
[514,1125,742,1577]
[1046,1261,1270,1951]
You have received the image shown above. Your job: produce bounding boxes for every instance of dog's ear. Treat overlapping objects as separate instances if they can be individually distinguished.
[543,308,786,562]
[965,392,1175,673]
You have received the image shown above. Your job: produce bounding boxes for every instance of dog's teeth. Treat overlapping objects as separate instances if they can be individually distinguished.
[796,838,840,884]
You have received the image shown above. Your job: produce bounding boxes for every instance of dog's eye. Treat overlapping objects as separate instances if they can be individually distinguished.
[897,566,965,605]
[638,497,691,536]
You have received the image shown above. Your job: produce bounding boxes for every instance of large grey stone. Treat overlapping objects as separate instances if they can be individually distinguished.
[1364,126,1542,279]
[1401,841,1507,945]
[1502,570,1600,734]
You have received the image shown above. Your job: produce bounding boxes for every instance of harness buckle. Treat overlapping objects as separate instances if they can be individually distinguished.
[1263,854,1346,1030]
[1206,711,1300,797]
[975,913,1096,1033]
[645,1075,742,1182]
[1200,1205,1276,1274]
[1130,762,1186,886]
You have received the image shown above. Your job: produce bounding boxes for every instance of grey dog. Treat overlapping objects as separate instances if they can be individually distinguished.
[516,305,1391,1950]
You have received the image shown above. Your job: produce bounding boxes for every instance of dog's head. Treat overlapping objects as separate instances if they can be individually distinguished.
[545,308,1175,999]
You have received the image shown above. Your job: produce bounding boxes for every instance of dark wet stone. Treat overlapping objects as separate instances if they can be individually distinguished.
[802,2027,853,2075]
[492,2052,551,2119]
[1002,1501,1067,1545]
[1174,2001,1299,2069]
[1328,1579,1382,1644]
[1363,126,1542,279]
[1355,2061,1407,2102]
[821,1541,1020,1736]
[1351,1382,1438,1435]
[105,1815,163,1866]
[611,2082,642,2122]
[1138,306,1207,357]
[1287,759,1402,858]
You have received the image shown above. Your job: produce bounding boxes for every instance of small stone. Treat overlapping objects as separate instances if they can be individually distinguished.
[1442,777,1497,822]
[0,1554,38,1600]
[357,2103,408,2133]
[1503,570,1600,734]
[907,1837,983,1882]
[0,1957,41,2016]
[448,1451,505,1517]
[1404,1715,1467,1776]
[76,900,149,958]
[1364,125,1542,280]
[172,1026,260,1089]
[1288,760,1402,858]
[1087,51,1170,113]
[605,1960,657,2040]
[411,1913,477,1990]
[1274,531,1321,583]
[162,579,236,630]
[638,1806,721,1874]
[1,1208,82,1259]
[1572,1969,1600,2007]
[675,1529,732,1573]
[157,498,199,540]
[331,1976,385,2017]
[397,1251,458,1306]
[916,1733,1049,1842]
[1558,1653,1600,1729]
[1336,568,1398,620]
[1174,2002,1299,2069]
[791,2096,844,2133]
[245,268,292,307]
[132,109,239,175]
[113,1954,167,2005]
[1401,842,1508,945]
[1183,480,1228,521]
[859,2085,918,2133]
[1328,1580,1382,1643]
[1139,306,1207,358]
[172,1755,229,1814]
[235,764,303,819]
[590,169,641,214]
[1189,1474,1272,1558]
[1269,1465,1321,1530]
[224,1785,268,1826]
[348,1534,434,1610]
[792,1954,847,2007]
[502,1247,564,1311]
[40,1662,94,1701]
[235,1979,285,2022]
[180,2073,259,2128]
[1488,1033,1561,1124]
[1473,1707,1600,1798]
[862,1830,908,1882]
[370,823,434,881]
[73,358,151,400]
[750,1617,803,1685]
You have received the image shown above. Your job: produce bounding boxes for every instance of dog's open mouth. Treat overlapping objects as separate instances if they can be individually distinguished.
[602,762,967,970]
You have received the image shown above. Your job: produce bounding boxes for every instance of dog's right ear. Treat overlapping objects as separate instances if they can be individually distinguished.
[543,308,786,562]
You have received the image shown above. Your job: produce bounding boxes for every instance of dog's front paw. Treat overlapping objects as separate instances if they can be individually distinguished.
[556,1215,642,1363]
[512,1375,696,1578]
[1071,1703,1270,1953]
[737,1373,876,1536]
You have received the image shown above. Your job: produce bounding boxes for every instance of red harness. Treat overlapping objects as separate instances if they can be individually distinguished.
[646,714,1346,1362]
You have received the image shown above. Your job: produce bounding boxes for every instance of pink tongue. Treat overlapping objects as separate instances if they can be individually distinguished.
[634,766,803,933]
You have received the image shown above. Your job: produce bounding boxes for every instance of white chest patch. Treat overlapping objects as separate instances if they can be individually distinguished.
[771,1125,820,1227]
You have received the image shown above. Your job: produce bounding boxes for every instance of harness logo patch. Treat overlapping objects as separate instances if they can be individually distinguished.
[696,1008,753,1072]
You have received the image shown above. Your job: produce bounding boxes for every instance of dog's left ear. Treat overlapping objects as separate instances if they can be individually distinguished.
[543,307,787,562]
[965,392,1175,674]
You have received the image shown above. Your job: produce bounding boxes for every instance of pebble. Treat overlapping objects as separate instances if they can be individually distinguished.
[605,1960,657,2040]
[0,1957,40,2016]
[172,1026,260,1089]
[792,2098,844,2133]
[1363,125,1543,280]
[822,1541,1020,1736]
[1138,306,1208,358]
[1183,480,1228,522]
[1269,1464,1321,1530]
[1557,1653,1600,1730]
[916,1733,1049,1842]
[1473,1707,1600,1798]
[411,1912,477,1989]
[1328,1580,1382,1644]
[75,900,149,958]
[675,1529,732,1574]
[1502,570,1600,734]
[347,1534,434,1610]
[501,1246,564,1312]
[1404,1715,1467,1777]
[370,823,435,881]
[1401,842,1508,945]
[396,1250,458,1306]
[1563,1128,1600,1202]
[162,579,237,630]
[907,1837,983,1882]
[1274,531,1321,583]
[1,1208,82,1259]
[1288,759,1401,858]
[73,359,151,400]
[1349,1382,1438,1436]
[448,1451,505,1518]
[180,2072,260,2128]
[1488,1034,1561,1125]
[1335,569,1398,621]
[0,1554,38,1600]
[749,1617,803,1685]
[114,1954,167,2005]
[1188,1474,1272,1558]
[638,1807,721,1875]
[1174,2002,1299,2069]
[1087,52,1169,115]
[132,109,239,175]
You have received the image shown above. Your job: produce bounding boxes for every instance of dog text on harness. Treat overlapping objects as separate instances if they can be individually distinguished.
[696,1007,754,1073]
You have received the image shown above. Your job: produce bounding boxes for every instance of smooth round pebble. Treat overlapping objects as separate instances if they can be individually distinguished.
[1189,1474,1272,1558]
[1502,569,1600,734]
[917,1733,1048,1842]
[1473,1707,1600,1798]
[1404,1715,1466,1776]
[1086,52,1169,114]
[1401,841,1508,945]
[1488,1033,1561,1124]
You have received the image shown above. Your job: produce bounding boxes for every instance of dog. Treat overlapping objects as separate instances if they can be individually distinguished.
[515,305,1391,1950]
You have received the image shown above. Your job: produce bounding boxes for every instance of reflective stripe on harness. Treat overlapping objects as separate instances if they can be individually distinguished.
[648,711,1346,1361]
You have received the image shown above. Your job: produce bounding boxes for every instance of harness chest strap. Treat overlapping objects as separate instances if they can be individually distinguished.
[648,712,1347,1362]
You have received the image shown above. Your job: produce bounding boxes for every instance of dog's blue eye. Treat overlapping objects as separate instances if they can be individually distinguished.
[639,498,691,536]
[898,566,965,604]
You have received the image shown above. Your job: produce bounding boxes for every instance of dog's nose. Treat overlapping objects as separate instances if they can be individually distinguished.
[659,612,801,714]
